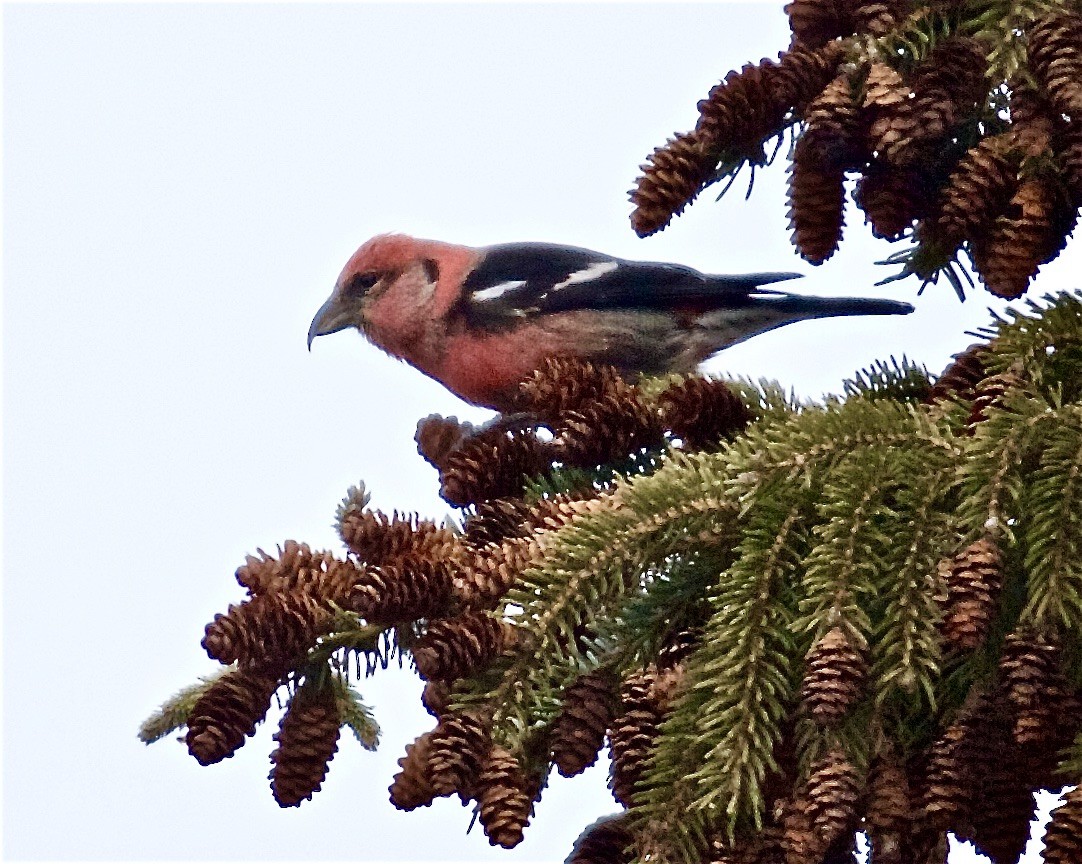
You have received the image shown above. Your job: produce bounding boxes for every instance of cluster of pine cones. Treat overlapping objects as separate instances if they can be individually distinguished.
[180,359,752,847]
[630,0,1082,299]
[173,348,1082,862]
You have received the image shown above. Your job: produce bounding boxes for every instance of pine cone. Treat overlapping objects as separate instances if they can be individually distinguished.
[463,497,535,547]
[629,130,716,237]
[925,343,989,405]
[608,666,683,807]
[972,176,1071,298]
[268,683,341,807]
[788,148,846,264]
[350,553,455,623]
[185,668,280,765]
[413,611,511,681]
[557,390,665,469]
[1027,12,1082,118]
[235,540,336,595]
[455,535,541,610]
[415,414,476,471]
[804,747,862,852]
[421,680,452,719]
[696,44,846,158]
[967,370,1025,429]
[513,357,629,421]
[969,737,1036,864]
[440,425,552,507]
[853,0,904,36]
[865,750,912,864]
[567,814,633,864]
[389,730,441,810]
[477,745,537,848]
[552,669,619,777]
[919,133,1020,268]
[1043,785,1082,864]
[775,42,849,114]
[800,626,867,727]
[799,70,867,170]
[658,377,752,449]
[939,536,1004,652]
[336,489,459,567]
[999,631,1071,748]
[1060,123,1082,206]
[427,712,491,797]
[785,0,853,47]
[922,706,978,833]
[872,38,987,167]
[854,163,934,239]
[202,583,348,671]
[782,746,861,864]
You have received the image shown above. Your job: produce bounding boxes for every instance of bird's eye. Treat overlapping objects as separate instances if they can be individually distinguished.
[343,272,380,297]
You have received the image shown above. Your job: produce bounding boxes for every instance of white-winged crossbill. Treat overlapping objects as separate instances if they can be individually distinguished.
[308,234,913,411]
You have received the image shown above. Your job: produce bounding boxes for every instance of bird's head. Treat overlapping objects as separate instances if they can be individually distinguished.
[307,233,443,350]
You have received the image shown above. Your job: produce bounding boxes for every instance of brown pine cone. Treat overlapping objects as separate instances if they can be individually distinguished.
[775,42,849,115]
[782,746,861,864]
[800,70,867,170]
[629,130,716,237]
[421,680,452,718]
[800,626,867,727]
[658,376,752,450]
[939,536,1004,652]
[235,540,336,595]
[1043,785,1082,864]
[925,343,988,405]
[865,749,912,864]
[552,669,619,777]
[463,497,535,547]
[922,703,979,833]
[413,611,511,681]
[269,682,341,807]
[185,668,280,765]
[788,146,846,264]
[440,425,553,507]
[853,0,905,36]
[567,814,633,864]
[804,747,862,850]
[608,666,684,807]
[854,163,934,240]
[1060,123,1082,206]
[1027,12,1082,118]
[513,357,629,421]
[972,176,1071,298]
[455,534,541,610]
[785,0,854,48]
[967,369,1024,429]
[873,38,987,167]
[557,390,665,469]
[969,734,1037,864]
[999,631,1071,747]
[389,730,441,810]
[350,553,455,623]
[415,414,476,472]
[919,133,1020,266]
[202,583,347,671]
[336,486,459,566]
[427,712,491,797]
[477,745,538,848]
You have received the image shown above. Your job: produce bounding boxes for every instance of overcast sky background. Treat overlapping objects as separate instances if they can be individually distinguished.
[4,3,1079,862]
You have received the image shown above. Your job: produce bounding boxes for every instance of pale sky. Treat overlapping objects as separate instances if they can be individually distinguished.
[4,3,1077,861]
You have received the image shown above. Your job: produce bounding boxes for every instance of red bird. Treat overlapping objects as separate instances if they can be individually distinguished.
[308,234,913,412]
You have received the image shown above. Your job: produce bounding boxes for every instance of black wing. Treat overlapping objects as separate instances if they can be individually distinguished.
[462,242,803,327]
